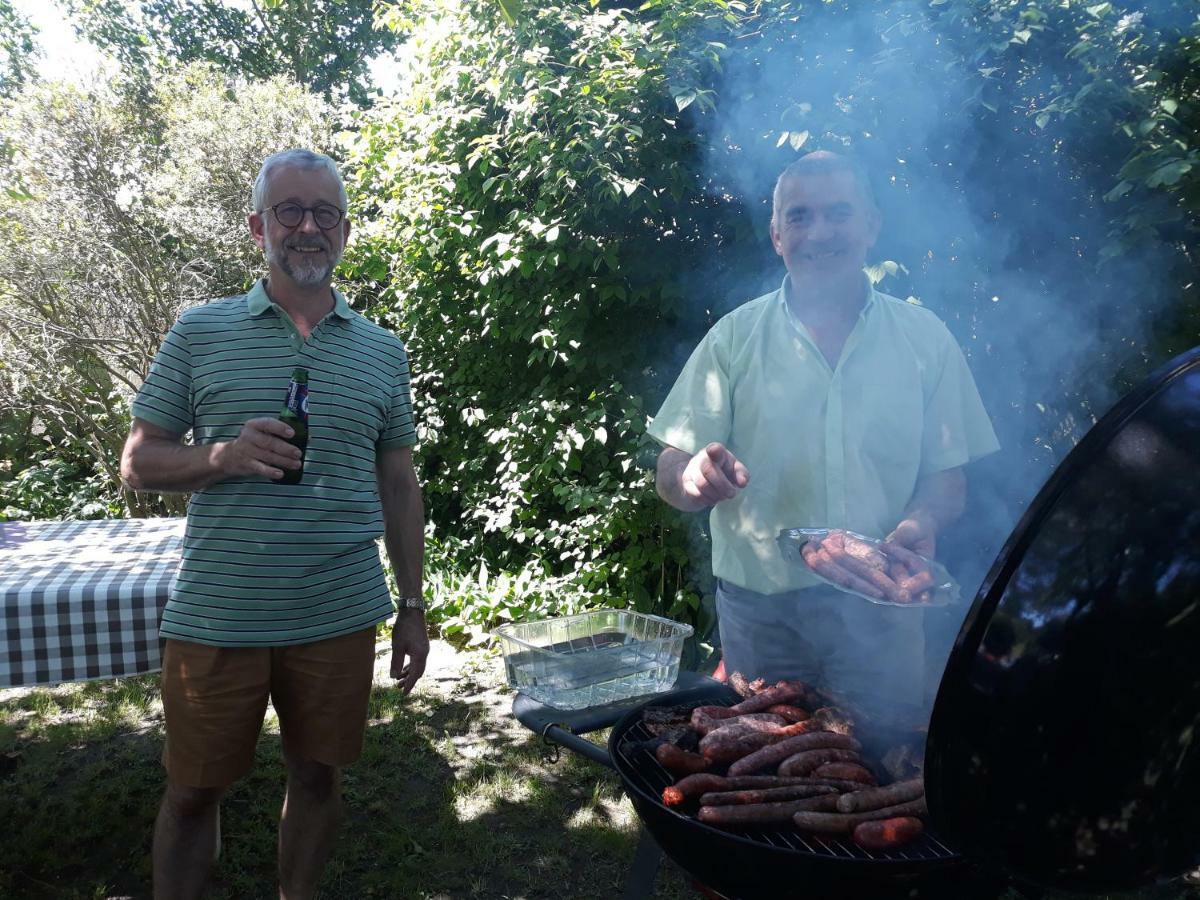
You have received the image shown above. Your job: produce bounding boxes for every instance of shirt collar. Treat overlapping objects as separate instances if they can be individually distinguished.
[245,278,355,321]
[778,273,878,331]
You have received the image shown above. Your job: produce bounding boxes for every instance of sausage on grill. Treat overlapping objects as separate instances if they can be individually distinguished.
[662,774,841,807]
[725,680,807,715]
[811,762,876,784]
[836,778,925,813]
[697,793,840,826]
[852,816,925,849]
[776,747,862,777]
[692,712,787,737]
[791,797,928,833]
[700,729,783,764]
[698,784,838,806]
[655,742,709,775]
[725,731,861,777]
[765,704,810,723]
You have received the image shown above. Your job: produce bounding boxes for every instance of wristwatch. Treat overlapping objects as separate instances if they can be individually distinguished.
[396,595,426,612]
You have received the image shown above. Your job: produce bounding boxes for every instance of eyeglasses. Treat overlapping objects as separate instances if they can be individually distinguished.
[268,202,345,230]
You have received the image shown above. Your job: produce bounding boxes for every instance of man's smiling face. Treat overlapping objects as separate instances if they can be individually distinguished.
[249,164,350,289]
[770,170,881,286]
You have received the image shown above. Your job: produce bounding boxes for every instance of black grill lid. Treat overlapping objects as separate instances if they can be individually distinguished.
[926,347,1200,893]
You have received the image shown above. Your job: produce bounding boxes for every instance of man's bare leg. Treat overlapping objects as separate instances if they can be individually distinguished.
[278,753,342,900]
[153,780,225,900]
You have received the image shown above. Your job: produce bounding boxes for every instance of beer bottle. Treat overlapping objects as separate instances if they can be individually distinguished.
[277,368,309,485]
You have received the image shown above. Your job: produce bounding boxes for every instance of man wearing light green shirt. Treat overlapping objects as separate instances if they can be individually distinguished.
[650,151,999,719]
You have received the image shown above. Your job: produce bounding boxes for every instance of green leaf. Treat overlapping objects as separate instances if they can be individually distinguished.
[788,130,810,150]
[494,0,520,26]
[1011,29,1032,45]
[1146,160,1192,188]
[674,90,697,112]
[1035,112,1050,129]
[1103,181,1133,202]
[546,225,560,242]
[1160,98,1178,116]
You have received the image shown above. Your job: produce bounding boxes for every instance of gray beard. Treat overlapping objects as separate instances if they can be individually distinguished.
[265,239,340,287]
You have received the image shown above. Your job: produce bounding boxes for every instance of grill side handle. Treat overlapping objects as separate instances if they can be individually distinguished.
[542,724,616,770]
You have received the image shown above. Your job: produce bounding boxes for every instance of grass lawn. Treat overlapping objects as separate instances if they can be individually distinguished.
[0,639,696,899]
[2,639,1199,900]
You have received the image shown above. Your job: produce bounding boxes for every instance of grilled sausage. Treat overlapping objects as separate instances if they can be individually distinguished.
[897,569,935,596]
[807,707,856,735]
[697,793,840,827]
[698,784,839,806]
[765,704,810,723]
[836,778,925,814]
[777,748,862,777]
[662,774,838,807]
[692,712,786,737]
[726,731,861,776]
[827,531,906,602]
[728,672,766,699]
[791,797,928,834]
[812,762,876,784]
[726,680,807,715]
[655,742,709,775]
[852,816,925,849]
[802,542,885,599]
[700,729,783,764]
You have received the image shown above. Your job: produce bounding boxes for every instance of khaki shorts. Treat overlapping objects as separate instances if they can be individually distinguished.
[160,627,377,788]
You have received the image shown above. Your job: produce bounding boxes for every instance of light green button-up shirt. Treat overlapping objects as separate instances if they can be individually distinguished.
[648,277,1000,595]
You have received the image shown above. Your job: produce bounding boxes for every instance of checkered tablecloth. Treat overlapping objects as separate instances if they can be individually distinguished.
[0,518,185,688]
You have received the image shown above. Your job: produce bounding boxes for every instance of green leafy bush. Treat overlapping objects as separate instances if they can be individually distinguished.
[346,0,1198,636]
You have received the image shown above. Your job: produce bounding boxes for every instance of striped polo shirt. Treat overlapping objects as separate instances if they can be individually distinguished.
[131,279,417,646]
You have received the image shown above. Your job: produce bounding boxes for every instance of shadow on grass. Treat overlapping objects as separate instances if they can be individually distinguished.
[0,678,687,900]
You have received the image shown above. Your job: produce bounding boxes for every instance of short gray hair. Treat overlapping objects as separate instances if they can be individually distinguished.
[772,151,877,225]
[251,149,348,213]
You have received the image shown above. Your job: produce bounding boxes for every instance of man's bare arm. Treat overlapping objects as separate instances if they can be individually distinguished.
[377,445,428,694]
[886,466,967,558]
[120,416,301,494]
[655,443,750,513]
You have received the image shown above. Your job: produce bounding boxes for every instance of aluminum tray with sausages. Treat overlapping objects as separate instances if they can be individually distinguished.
[777,527,960,607]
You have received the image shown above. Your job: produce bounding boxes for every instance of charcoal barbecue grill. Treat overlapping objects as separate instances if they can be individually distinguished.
[514,345,1200,899]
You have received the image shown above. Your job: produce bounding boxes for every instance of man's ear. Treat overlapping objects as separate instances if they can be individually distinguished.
[248,211,266,250]
[769,219,784,257]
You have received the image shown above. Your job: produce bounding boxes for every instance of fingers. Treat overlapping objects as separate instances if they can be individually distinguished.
[401,652,427,695]
[881,540,928,571]
[684,443,750,505]
[247,417,296,440]
[392,649,428,695]
[234,418,301,478]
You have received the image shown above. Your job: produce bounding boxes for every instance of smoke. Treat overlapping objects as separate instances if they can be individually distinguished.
[660,0,1196,690]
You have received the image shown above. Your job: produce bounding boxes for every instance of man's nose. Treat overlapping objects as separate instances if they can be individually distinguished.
[297,210,322,234]
[807,215,835,241]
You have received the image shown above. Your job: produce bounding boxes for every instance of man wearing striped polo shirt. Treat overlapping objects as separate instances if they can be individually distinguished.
[121,149,427,900]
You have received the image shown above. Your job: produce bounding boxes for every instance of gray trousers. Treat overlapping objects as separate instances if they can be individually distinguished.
[716,580,929,729]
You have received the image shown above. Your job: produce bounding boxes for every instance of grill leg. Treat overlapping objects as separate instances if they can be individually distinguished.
[620,826,661,900]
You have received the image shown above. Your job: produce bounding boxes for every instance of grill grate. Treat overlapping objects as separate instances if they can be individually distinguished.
[614,698,959,864]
